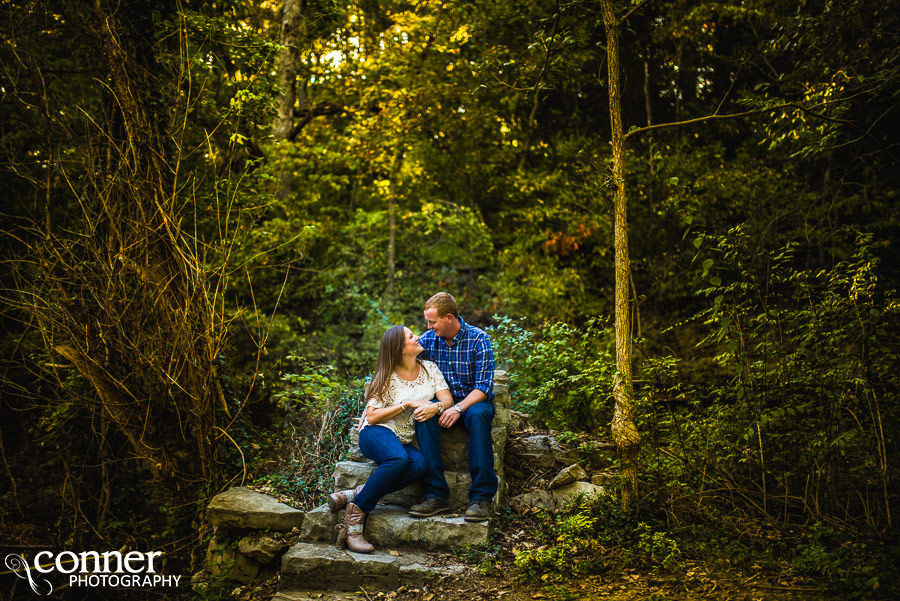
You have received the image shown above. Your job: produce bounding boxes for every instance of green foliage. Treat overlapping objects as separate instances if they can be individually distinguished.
[254,367,367,505]
[514,495,684,582]
[486,315,534,410]
[515,319,617,431]
[272,353,342,410]
[4,0,900,582]
[455,542,503,576]
[514,498,899,599]
[789,523,899,599]
[663,227,900,525]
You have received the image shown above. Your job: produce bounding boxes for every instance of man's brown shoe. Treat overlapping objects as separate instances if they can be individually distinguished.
[408,497,450,518]
[464,499,491,522]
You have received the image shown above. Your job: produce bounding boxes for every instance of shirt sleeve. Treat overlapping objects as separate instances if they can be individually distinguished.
[426,361,449,393]
[472,333,495,398]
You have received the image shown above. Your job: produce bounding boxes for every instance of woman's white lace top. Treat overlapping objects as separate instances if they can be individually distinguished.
[361,360,448,444]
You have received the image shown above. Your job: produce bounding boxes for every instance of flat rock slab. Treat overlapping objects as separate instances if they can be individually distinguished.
[509,481,609,512]
[206,487,304,531]
[280,542,465,591]
[300,504,489,550]
[507,434,581,470]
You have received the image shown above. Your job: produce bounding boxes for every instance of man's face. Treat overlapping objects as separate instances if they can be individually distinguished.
[424,307,453,338]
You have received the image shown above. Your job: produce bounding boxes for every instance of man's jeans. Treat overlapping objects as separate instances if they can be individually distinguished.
[414,399,498,503]
[355,425,427,514]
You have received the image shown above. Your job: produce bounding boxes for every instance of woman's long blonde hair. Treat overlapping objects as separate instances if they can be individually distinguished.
[368,325,425,403]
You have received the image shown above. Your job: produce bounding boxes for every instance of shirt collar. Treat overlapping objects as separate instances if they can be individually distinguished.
[444,315,468,348]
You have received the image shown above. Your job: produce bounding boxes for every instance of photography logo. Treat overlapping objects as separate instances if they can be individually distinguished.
[5,550,182,595]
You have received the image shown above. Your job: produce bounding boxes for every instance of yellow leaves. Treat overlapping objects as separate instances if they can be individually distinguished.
[374,179,391,196]
[450,25,470,45]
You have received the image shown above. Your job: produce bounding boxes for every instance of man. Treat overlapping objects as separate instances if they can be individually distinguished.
[409,292,498,522]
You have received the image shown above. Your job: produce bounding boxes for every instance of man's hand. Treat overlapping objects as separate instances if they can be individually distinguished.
[438,406,461,428]
[412,402,440,422]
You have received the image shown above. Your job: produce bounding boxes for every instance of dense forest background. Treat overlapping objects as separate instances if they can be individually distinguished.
[2,0,898,598]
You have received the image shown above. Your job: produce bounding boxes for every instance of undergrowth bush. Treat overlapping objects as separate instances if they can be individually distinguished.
[789,523,900,598]
[253,355,368,507]
[642,227,899,529]
[513,494,899,599]
[489,315,616,431]
[514,494,670,581]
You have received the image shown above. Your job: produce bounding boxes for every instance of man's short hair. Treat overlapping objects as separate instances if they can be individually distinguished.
[425,292,459,318]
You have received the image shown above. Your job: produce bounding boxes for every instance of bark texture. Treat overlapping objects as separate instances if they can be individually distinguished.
[273,0,305,200]
[601,0,641,509]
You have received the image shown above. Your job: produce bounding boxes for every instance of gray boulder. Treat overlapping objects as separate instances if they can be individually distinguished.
[547,463,589,489]
[551,481,607,506]
[206,531,260,584]
[237,533,290,564]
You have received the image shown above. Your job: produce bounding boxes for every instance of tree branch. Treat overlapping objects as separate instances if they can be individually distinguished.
[288,103,353,140]
[624,96,862,141]
[618,0,655,25]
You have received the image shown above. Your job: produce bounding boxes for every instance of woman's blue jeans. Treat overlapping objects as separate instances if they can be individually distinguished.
[414,399,498,504]
[354,424,427,514]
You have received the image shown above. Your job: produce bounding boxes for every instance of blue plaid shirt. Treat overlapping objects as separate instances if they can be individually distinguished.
[418,316,494,403]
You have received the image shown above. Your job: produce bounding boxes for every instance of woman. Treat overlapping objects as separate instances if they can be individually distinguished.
[329,325,452,553]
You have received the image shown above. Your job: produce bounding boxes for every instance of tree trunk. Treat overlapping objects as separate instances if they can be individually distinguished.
[643,58,656,211]
[386,173,397,307]
[273,0,305,200]
[600,0,641,509]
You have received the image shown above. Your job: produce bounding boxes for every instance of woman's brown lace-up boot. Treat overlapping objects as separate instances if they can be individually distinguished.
[335,502,374,553]
[328,485,364,512]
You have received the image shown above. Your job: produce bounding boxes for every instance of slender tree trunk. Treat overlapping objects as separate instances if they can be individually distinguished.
[601,0,641,509]
[643,58,656,210]
[386,173,397,307]
[273,0,304,200]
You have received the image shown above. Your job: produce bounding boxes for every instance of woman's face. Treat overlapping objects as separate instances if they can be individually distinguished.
[401,327,423,356]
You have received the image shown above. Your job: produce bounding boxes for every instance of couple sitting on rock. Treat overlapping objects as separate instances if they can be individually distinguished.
[329,292,498,553]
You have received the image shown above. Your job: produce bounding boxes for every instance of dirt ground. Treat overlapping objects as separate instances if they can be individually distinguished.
[236,559,826,601]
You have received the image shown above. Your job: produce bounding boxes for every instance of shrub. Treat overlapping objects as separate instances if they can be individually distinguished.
[489,314,617,432]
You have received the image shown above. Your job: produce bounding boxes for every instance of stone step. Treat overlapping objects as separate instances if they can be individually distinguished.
[300,503,489,550]
[346,425,508,471]
[333,460,503,512]
[279,542,465,592]
[205,486,304,531]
